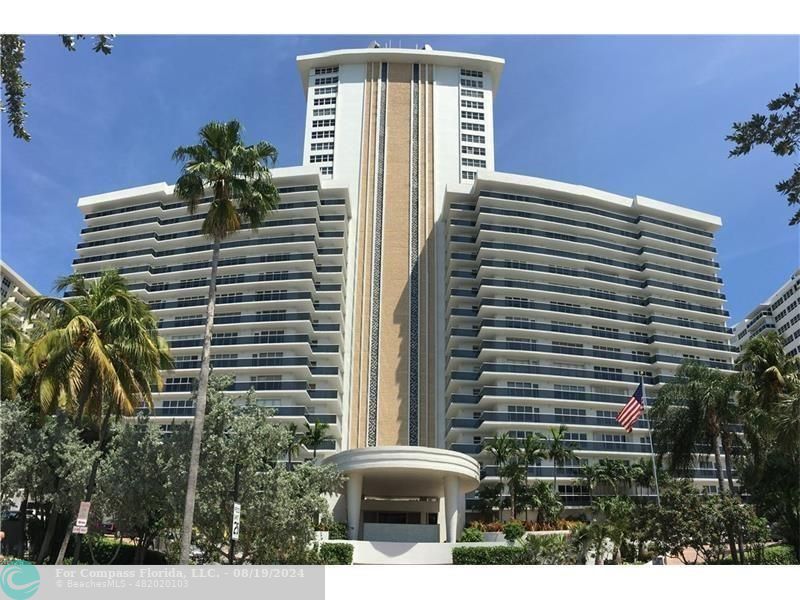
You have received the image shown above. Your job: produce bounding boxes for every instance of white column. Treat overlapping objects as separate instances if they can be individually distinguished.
[444,475,460,543]
[346,473,363,541]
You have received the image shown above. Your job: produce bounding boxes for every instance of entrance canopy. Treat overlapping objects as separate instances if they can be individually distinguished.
[322,446,480,542]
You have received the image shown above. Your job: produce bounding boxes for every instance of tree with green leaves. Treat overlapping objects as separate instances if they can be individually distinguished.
[650,361,739,495]
[544,424,576,493]
[186,377,343,564]
[727,84,800,225]
[303,420,332,459]
[284,423,303,469]
[1,35,113,141]
[482,433,518,521]
[579,463,602,505]
[651,361,743,562]
[172,120,280,564]
[94,415,190,564]
[26,270,172,563]
[735,332,800,560]
[0,397,98,564]
[1,304,26,401]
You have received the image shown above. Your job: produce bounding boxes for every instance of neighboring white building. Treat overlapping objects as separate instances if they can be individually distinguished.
[1,259,40,331]
[733,268,800,357]
[70,44,736,542]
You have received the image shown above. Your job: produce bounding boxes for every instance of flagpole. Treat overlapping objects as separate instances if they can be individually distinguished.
[641,373,661,508]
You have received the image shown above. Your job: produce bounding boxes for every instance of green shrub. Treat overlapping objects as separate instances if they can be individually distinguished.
[459,527,484,543]
[328,522,348,540]
[319,543,353,565]
[503,521,525,542]
[66,536,167,565]
[452,546,525,565]
[762,545,798,565]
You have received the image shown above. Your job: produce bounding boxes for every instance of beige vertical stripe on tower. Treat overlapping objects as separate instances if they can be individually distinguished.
[377,62,412,446]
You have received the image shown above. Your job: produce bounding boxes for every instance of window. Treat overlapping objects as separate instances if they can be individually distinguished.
[460,68,484,78]
[310,154,334,163]
[314,76,338,85]
[314,86,337,95]
[313,97,336,106]
[507,381,535,390]
[461,88,484,98]
[562,432,587,441]
[312,107,336,117]
[460,78,484,88]
[554,407,586,416]
[314,66,339,75]
[461,170,477,180]
[462,145,486,156]
[460,100,485,109]
[461,122,485,132]
[311,130,335,139]
[461,133,486,144]
[320,166,333,175]
[312,119,335,128]
[596,410,616,419]
[601,433,627,443]
[461,110,484,120]
[310,142,335,151]
[461,158,486,168]
[509,405,538,413]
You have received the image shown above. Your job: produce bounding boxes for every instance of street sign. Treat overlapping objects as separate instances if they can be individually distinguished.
[231,502,241,541]
[72,525,88,534]
[75,501,91,527]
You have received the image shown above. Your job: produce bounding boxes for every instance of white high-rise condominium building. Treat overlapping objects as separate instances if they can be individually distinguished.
[1,260,40,331]
[71,45,735,542]
[733,268,800,357]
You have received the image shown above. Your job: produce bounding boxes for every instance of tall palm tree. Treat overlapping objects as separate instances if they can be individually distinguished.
[651,360,741,563]
[482,433,518,522]
[172,120,279,564]
[579,463,602,505]
[26,271,172,563]
[1,304,26,400]
[651,361,739,494]
[27,271,172,423]
[303,420,332,459]
[545,424,576,494]
[285,423,303,469]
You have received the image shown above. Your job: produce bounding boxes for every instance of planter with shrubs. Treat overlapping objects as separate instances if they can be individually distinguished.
[318,543,354,565]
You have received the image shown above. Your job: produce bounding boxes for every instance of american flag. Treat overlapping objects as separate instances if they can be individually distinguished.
[616,381,645,432]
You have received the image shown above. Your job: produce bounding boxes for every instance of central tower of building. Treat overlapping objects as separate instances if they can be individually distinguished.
[296,46,505,449]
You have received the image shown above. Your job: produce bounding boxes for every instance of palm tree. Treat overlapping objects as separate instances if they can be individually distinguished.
[545,424,577,494]
[1,304,26,400]
[651,360,741,563]
[651,361,739,495]
[172,120,279,564]
[520,433,547,481]
[579,463,602,505]
[482,433,518,522]
[285,423,303,469]
[27,272,172,423]
[26,271,172,563]
[303,420,332,459]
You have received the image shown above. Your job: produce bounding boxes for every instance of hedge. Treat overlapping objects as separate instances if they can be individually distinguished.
[762,545,799,565]
[319,543,353,565]
[452,546,526,565]
[66,536,167,565]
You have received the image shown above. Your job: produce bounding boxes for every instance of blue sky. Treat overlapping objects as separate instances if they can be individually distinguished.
[1,35,798,322]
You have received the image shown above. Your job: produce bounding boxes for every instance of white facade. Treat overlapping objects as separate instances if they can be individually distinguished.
[70,44,735,526]
[1,260,40,331]
[73,172,350,458]
[733,268,800,357]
